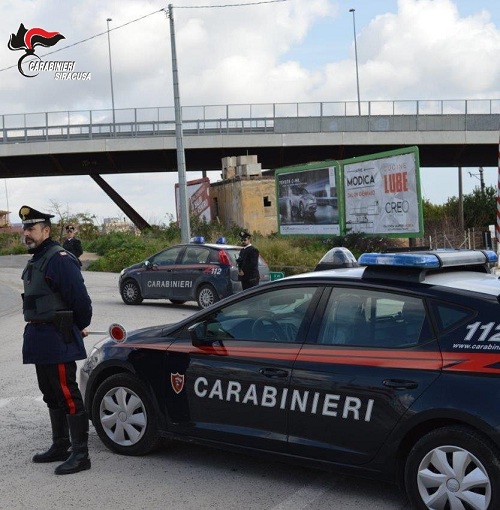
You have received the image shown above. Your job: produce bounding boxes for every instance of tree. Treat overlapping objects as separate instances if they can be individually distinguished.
[48,200,99,241]
[463,185,497,229]
[444,185,496,229]
[422,199,447,232]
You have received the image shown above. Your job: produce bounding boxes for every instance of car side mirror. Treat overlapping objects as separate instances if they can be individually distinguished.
[189,321,214,347]
[143,260,151,268]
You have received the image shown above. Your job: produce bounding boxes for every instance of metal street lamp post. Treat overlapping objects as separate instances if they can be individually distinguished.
[349,8,361,116]
[106,18,116,135]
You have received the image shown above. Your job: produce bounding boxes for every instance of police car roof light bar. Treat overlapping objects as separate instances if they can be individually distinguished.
[190,236,205,244]
[359,252,440,268]
[359,250,497,269]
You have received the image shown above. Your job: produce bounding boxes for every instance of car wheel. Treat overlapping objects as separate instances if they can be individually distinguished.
[169,299,186,305]
[404,425,500,510]
[197,284,219,309]
[92,373,160,456]
[120,279,143,305]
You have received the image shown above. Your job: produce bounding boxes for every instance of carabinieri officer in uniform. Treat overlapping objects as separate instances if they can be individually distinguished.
[236,231,260,290]
[19,205,93,475]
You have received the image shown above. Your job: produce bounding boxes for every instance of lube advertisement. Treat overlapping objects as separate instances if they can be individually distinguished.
[275,147,423,237]
[342,147,423,237]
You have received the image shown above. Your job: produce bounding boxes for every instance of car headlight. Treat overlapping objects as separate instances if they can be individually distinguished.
[83,345,102,373]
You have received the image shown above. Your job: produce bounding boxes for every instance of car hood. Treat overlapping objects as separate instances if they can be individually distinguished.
[122,261,144,273]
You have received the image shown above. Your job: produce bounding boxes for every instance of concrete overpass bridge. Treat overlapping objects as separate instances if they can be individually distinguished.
[1,98,499,228]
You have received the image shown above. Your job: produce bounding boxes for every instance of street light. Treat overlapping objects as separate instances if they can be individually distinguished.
[106,18,116,135]
[349,8,361,115]
[469,166,485,192]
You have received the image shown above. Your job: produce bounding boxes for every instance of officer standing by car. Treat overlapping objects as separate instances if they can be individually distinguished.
[19,205,93,475]
[236,231,260,290]
[62,225,83,265]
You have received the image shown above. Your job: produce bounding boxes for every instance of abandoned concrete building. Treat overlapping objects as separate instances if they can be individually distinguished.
[208,155,277,236]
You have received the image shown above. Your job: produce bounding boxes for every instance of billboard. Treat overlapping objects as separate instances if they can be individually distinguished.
[275,161,340,235]
[275,147,422,237]
[341,147,422,237]
[175,177,212,223]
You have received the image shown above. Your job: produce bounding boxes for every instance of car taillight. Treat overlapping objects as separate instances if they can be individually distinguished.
[218,249,231,266]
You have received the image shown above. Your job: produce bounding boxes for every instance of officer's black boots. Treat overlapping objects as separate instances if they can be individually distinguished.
[32,408,71,463]
[54,412,91,475]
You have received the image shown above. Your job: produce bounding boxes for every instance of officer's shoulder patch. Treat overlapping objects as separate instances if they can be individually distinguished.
[58,251,69,256]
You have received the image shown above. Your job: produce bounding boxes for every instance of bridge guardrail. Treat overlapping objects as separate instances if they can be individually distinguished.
[1,99,500,144]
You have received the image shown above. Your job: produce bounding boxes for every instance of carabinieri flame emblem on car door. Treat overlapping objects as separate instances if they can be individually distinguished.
[171,372,185,394]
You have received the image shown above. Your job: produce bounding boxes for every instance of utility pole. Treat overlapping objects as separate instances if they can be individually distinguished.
[458,167,464,231]
[106,18,116,136]
[469,167,486,193]
[167,4,190,243]
[349,8,361,116]
[497,135,500,260]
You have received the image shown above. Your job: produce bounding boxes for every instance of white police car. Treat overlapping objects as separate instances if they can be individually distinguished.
[118,236,270,308]
[83,249,500,510]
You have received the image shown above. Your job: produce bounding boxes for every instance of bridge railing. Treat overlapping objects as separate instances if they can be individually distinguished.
[1,99,499,144]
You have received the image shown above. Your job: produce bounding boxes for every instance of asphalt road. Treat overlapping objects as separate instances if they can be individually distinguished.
[0,255,410,510]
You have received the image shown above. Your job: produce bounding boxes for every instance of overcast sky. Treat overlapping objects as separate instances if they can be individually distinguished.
[1,0,500,225]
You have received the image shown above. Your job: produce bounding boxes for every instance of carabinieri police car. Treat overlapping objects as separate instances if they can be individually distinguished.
[118,237,270,308]
[82,249,500,510]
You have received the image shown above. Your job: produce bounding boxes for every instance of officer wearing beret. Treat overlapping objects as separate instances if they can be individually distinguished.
[236,231,260,290]
[19,205,93,475]
[62,225,83,265]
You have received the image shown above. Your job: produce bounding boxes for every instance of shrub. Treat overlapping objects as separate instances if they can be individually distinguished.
[0,233,25,255]
[257,237,320,275]
[1,218,405,275]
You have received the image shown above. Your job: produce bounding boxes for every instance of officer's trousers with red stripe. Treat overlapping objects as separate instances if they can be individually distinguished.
[35,362,84,415]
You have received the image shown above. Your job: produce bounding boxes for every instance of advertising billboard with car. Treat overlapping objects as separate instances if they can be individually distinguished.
[275,147,422,237]
[275,162,340,235]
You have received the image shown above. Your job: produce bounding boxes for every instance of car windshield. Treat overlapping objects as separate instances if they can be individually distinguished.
[294,186,309,195]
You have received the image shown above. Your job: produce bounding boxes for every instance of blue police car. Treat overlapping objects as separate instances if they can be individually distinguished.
[119,237,270,309]
[83,249,500,510]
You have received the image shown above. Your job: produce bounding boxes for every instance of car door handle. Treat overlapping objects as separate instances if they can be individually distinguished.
[259,368,288,378]
[383,379,418,390]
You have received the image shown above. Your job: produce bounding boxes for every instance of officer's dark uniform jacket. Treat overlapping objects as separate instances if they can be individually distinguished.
[22,238,92,365]
[62,237,83,260]
[237,244,260,284]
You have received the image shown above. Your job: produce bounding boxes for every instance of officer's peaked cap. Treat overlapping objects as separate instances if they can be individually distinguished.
[239,231,251,239]
[19,205,54,228]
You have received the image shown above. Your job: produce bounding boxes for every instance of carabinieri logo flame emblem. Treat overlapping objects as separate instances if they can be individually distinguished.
[8,23,65,77]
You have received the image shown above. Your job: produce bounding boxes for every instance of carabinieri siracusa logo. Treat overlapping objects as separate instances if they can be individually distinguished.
[8,23,90,80]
